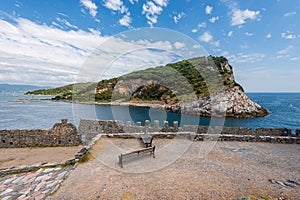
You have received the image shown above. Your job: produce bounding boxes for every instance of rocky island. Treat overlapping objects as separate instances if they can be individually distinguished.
[26,56,268,118]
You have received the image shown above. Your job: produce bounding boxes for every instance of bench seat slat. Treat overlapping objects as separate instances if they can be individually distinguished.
[119,146,155,168]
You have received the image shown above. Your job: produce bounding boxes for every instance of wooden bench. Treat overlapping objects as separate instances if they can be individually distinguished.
[141,133,153,147]
[118,146,155,168]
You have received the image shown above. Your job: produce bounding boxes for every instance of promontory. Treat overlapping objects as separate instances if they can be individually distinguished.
[26,56,269,118]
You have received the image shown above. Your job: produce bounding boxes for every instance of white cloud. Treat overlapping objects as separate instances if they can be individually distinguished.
[191,22,206,33]
[290,56,300,61]
[228,31,233,37]
[55,17,78,29]
[192,44,201,49]
[245,32,254,36]
[129,0,138,4]
[80,0,98,18]
[103,0,127,14]
[153,0,168,7]
[0,17,105,86]
[240,44,248,49]
[281,31,296,39]
[284,12,296,17]
[277,45,293,55]
[231,9,260,26]
[88,28,101,36]
[119,14,132,27]
[228,53,265,63]
[173,12,185,24]
[211,40,220,47]
[173,42,185,49]
[222,51,229,56]
[142,1,168,27]
[209,16,219,23]
[198,31,213,42]
[205,5,213,14]
[103,0,132,27]
[0,17,196,86]
[266,33,271,38]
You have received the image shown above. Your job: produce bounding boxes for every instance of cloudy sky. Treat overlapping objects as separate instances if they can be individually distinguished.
[0,0,299,92]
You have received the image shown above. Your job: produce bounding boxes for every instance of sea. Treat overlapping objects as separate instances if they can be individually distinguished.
[0,92,300,133]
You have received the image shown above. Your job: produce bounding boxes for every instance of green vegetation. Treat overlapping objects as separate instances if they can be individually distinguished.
[26,56,242,103]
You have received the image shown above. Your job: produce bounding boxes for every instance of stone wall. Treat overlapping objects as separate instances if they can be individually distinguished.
[78,119,297,137]
[78,119,299,144]
[0,119,81,148]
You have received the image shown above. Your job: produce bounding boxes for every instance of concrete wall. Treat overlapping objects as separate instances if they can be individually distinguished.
[0,119,81,148]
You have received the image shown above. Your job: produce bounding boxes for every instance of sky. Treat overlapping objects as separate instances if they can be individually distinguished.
[0,0,299,92]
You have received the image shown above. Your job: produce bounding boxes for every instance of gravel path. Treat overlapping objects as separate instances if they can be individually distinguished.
[49,139,300,199]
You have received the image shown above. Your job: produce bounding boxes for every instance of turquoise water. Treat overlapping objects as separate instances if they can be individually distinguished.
[0,93,300,131]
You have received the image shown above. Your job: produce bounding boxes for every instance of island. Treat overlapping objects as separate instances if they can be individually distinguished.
[26,56,268,118]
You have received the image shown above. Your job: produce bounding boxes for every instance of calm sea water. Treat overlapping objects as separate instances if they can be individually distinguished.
[0,93,300,132]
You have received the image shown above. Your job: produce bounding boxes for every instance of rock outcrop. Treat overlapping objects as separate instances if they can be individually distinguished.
[174,86,268,118]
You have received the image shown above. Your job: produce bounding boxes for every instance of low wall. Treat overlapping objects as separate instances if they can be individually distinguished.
[0,119,81,148]
[79,119,297,137]
[78,119,299,144]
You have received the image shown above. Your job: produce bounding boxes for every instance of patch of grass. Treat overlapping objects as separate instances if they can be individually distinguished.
[89,139,107,159]
[121,192,135,200]
[78,152,93,163]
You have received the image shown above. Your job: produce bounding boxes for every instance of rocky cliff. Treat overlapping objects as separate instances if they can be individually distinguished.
[168,86,268,118]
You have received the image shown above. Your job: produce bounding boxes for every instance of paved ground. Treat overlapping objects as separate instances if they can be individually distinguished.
[0,166,73,200]
[49,139,300,199]
[0,146,82,200]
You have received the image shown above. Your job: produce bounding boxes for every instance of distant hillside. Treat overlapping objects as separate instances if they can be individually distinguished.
[26,56,268,118]
[0,84,52,93]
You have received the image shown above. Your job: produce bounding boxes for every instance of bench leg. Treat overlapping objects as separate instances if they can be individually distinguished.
[119,155,123,168]
[151,146,155,158]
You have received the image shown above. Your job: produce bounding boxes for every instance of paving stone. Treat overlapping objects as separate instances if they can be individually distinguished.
[0,188,13,196]
[43,167,61,173]
[17,194,27,199]
[3,177,17,185]
[2,195,12,200]
[34,181,46,192]
[35,174,48,182]
[12,175,25,184]
[35,168,44,174]
[45,180,59,189]
[19,186,32,195]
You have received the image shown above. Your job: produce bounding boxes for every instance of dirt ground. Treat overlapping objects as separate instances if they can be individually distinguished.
[0,145,82,169]
[49,139,300,200]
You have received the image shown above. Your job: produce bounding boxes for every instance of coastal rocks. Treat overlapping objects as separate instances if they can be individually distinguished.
[178,86,269,118]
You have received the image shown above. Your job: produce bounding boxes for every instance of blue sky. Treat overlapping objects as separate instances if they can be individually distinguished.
[0,0,299,92]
